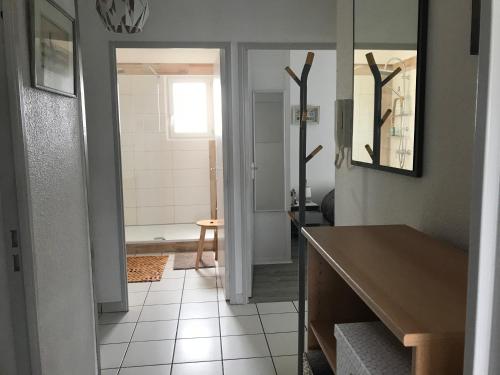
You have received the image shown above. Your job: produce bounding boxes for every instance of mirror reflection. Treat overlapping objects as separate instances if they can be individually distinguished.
[352,0,423,175]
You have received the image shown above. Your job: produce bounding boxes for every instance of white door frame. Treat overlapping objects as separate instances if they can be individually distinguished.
[238,43,336,301]
[108,42,235,306]
[464,0,500,373]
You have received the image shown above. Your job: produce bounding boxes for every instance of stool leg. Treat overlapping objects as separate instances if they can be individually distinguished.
[196,227,206,270]
[214,228,218,261]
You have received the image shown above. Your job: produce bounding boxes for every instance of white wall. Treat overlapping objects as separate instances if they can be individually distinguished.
[3,0,98,373]
[77,0,336,303]
[118,75,211,226]
[290,50,336,203]
[335,0,477,250]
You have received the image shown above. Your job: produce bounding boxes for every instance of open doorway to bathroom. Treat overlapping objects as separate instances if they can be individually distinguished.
[242,48,337,303]
[97,46,231,374]
[115,47,226,280]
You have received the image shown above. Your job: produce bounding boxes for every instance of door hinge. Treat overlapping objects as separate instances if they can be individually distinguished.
[10,230,18,248]
[12,254,20,272]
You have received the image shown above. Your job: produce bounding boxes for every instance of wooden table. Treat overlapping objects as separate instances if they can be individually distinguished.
[303,225,468,374]
[195,219,223,270]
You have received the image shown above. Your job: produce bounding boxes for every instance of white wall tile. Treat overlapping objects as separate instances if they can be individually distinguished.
[172,150,209,170]
[123,189,137,208]
[119,75,214,225]
[121,151,135,171]
[172,169,210,188]
[135,170,173,189]
[137,206,175,225]
[174,187,210,206]
[122,170,136,190]
[170,139,210,151]
[135,151,173,170]
[136,188,175,207]
[124,207,137,226]
[174,205,211,223]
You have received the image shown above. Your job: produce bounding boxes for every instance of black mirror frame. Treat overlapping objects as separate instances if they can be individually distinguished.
[351,0,428,177]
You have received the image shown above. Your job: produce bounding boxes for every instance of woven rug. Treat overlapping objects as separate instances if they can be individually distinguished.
[174,252,215,270]
[127,256,169,283]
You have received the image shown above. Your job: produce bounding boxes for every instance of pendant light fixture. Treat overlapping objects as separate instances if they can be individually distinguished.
[96,0,150,34]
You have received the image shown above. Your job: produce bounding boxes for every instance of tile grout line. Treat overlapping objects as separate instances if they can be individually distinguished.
[117,281,152,371]
[169,270,187,375]
[255,304,278,375]
[216,275,225,375]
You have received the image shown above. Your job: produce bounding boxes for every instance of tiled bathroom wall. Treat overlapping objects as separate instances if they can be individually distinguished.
[118,75,211,226]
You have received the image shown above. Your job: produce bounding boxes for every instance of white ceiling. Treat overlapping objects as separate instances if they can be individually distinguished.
[116,48,220,64]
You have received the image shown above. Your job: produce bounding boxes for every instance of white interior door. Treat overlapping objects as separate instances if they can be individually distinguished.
[252,91,291,266]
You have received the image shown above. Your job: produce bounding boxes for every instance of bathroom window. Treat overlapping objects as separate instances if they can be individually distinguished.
[167,77,214,138]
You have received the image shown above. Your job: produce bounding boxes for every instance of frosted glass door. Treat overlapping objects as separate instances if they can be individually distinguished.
[253,92,285,212]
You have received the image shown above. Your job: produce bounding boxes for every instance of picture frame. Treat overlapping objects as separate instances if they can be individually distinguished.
[30,0,77,97]
[291,105,320,125]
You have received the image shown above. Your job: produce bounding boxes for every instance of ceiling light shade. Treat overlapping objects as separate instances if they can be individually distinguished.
[96,0,150,34]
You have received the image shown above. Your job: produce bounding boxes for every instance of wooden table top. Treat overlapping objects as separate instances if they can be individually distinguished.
[302,225,468,347]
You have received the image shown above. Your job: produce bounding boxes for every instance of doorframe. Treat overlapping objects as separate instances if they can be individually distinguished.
[238,43,336,301]
[464,0,500,373]
[108,41,234,306]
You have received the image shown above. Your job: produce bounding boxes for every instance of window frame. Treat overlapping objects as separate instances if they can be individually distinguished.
[166,75,214,139]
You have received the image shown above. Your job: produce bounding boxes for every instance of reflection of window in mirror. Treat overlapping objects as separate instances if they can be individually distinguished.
[353,50,418,171]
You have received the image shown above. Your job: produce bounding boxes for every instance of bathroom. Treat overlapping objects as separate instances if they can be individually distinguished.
[116,48,223,258]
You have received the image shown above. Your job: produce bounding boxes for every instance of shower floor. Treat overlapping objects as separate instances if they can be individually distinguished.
[125,223,214,244]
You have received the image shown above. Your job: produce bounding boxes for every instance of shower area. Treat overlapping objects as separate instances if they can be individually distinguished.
[116,48,222,252]
[352,49,417,170]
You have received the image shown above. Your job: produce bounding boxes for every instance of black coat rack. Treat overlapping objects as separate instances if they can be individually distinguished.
[365,52,401,164]
[286,52,322,374]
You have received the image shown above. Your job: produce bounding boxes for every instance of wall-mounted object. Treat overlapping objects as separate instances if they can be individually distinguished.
[351,0,428,177]
[30,0,77,97]
[470,0,481,55]
[292,105,320,125]
[335,99,353,169]
[96,0,150,33]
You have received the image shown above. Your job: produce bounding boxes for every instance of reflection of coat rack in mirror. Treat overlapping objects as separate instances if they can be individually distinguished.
[365,52,401,164]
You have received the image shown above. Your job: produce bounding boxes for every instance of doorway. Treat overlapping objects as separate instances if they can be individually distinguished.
[241,46,337,303]
[97,46,229,373]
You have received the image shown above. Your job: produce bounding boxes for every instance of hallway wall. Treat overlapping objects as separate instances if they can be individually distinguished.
[3,0,98,373]
[335,0,477,249]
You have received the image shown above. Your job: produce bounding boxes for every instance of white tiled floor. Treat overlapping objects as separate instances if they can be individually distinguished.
[98,254,300,374]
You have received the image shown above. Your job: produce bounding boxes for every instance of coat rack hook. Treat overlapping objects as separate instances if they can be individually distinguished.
[306,145,323,163]
[285,66,301,85]
[365,144,374,160]
[380,109,393,127]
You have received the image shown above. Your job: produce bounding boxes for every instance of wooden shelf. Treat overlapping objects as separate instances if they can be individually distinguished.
[310,321,337,373]
[304,225,468,375]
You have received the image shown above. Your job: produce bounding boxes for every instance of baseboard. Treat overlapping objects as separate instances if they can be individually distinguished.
[99,300,128,313]
[253,258,293,266]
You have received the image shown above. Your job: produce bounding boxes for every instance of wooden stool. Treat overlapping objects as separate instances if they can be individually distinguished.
[195,219,224,270]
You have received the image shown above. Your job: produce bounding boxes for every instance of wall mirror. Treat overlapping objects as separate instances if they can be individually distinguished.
[352,0,427,176]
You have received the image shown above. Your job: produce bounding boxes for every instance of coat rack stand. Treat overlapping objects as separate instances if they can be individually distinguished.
[286,52,322,375]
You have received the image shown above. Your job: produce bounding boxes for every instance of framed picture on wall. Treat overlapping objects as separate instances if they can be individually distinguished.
[291,105,320,125]
[30,0,77,97]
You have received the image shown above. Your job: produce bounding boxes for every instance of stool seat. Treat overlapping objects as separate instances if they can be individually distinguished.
[195,219,223,269]
[196,219,224,228]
